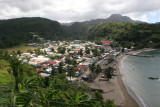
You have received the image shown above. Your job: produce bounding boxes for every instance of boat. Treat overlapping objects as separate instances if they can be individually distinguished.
[148,77,159,80]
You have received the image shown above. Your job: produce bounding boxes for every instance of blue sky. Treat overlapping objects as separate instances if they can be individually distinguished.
[139,12,160,23]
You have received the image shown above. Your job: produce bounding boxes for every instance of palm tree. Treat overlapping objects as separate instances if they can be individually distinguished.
[89,63,96,73]
[104,66,114,81]
[38,89,62,107]
[94,91,114,107]
[67,65,74,82]
[62,91,98,107]
[95,65,102,74]
[9,56,22,91]
[51,68,56,76]
[57,62,64,74]
[12,77,64,107]
[12,78,38,106]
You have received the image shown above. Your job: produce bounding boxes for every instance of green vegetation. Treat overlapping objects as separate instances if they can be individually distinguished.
[57,46,66,54]
[6,44,39,53]
[87,22,160,49]
[0,17,65,48]
[0,17,160,49]
[0,69,13,84]
[104,66,114,81]
[0,59,13,84]
[0,58,14,106]
[0,49,114,107]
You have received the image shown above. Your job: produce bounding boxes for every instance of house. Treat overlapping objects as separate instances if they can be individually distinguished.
[101,40,112,44]
[74,40,81,44]
[101,40,112,46]
[29,56,51,66]
[93,45,102,49]
[77,65,88,70]
[71,48,81,53]
[36,65,44,71]
[49,61,56,66]
[128,49,133,51]
[105,46,112,51]
[45,48,52,52]
[32,35,38,37]
[44,67,52,73]
[52,41,57,43]
[39,38,44,41]
[69,51,75,57]
[21,53,30,58]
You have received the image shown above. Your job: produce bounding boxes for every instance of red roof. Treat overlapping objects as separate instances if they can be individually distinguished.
[128,49,132,51]
[32,35,37,37]
[49,61,56,64]
[77,65,87,69]
[106,46,111,48]
[101,40,111,44]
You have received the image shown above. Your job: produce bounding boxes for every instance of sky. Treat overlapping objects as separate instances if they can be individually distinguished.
[0,0,160,23]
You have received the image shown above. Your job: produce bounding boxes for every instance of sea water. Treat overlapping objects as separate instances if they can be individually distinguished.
[120,50,160,107]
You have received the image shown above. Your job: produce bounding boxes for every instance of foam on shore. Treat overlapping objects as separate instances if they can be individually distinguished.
[119,54,150,107]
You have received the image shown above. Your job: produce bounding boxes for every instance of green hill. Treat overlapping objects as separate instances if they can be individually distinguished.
[87,22,160,48]
[0,16,160,49]
[0,17,65,48]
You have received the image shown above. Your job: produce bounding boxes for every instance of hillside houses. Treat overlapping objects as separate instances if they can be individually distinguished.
[20,40,120,81]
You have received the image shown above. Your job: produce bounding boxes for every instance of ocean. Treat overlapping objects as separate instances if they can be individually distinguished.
[120,49,160,107]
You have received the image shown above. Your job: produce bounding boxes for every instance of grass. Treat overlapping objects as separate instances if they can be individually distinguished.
[0,69,14,106]
[0,69,14,84]
[5,44,40,53]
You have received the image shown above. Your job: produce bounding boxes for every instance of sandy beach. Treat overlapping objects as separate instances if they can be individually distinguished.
[88,48,155,107]
[88,55,138,107]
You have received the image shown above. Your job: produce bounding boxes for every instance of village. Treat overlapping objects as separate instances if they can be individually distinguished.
[17,39,124,82]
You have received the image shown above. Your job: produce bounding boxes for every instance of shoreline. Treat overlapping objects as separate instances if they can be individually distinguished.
[117,48,155,107]
[88,48,155,107]
[116,54,139,107]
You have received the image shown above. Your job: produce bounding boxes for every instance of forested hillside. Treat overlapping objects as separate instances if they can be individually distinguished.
[87,22,160,48]
[62,22,89,40]
[0,16,160,49]
[0,17,65,48]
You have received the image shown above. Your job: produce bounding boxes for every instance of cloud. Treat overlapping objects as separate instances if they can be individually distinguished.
[0,0,160,23]
[140,15,148,22]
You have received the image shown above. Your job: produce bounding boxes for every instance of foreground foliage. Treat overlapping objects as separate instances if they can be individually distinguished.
[0,50,114,107]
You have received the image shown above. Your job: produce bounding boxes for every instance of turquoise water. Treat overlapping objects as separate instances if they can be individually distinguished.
[120,50,160,107]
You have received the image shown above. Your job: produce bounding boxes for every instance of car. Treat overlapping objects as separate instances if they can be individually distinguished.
[82,76,89,81]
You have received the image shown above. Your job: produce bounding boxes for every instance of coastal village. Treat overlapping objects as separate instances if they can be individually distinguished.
[8,35,140,107]
[18,39,121,81]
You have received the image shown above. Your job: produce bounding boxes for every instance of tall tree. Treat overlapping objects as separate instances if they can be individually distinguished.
[104,66,114,81]
[57,62,64,74]
[95,65,102,74]
[9,56,22,91]
[78,49,83,56]
[67,65,74,81]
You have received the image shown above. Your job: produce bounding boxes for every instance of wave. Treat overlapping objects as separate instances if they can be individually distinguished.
[134,90,149,107]
[120,56,149,107]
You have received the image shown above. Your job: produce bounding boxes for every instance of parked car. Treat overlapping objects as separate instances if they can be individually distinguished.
[82,76,89,81]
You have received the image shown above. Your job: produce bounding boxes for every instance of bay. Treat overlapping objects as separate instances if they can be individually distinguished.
[120,50,160,107]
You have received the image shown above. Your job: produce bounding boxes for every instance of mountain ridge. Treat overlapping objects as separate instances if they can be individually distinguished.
[62,14,144,25]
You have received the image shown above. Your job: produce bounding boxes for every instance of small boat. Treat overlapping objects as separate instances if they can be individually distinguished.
[148,77,159,80]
